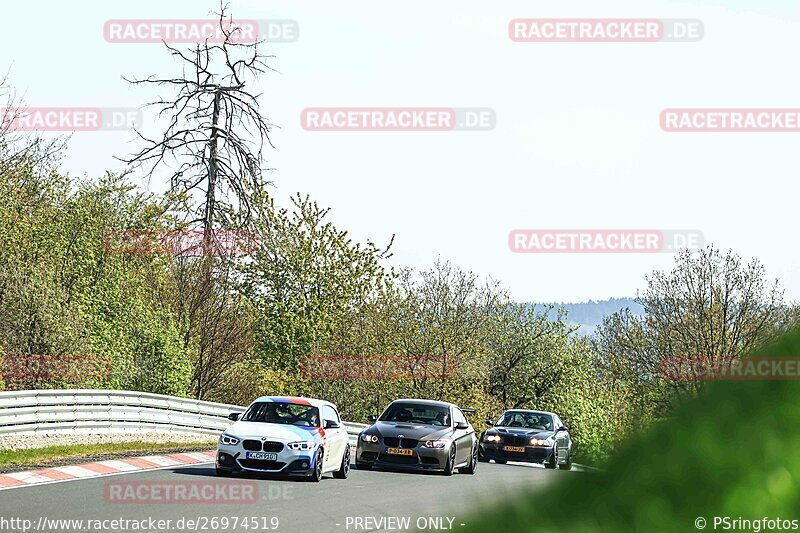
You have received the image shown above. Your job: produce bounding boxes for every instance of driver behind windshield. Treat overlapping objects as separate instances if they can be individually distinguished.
[498,412,553,431]
[380,403,450,426]
[241,402,320,427]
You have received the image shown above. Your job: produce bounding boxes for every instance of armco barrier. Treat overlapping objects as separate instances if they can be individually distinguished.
[0,390,369,440]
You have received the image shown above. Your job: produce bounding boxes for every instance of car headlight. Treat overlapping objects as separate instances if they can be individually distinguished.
[287,440,317,451]
[484,434,501,443]
[219,433,239,446]
[360,433,379,443]
[423,440,448,448]
[530,437,555,447]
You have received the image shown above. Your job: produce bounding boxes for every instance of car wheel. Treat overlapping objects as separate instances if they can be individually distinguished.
[477,447,489,463]
[458,444,478,474]
[559,449,573,470]
[333,445,350,479]
[215,468,232,477]
[442,445,456,476]
[494,458,507,464]
[309,448,324,482]
[545,445,558,469]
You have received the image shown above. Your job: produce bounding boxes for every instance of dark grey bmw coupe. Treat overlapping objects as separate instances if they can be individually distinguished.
[355,399,478,475]
[478,409,573,470]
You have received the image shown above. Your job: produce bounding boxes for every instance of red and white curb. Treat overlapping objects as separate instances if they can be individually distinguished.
[0,450,217,491]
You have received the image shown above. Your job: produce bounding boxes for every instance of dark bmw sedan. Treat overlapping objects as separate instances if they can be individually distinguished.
[355,399,478,475]
[479,410,572,470]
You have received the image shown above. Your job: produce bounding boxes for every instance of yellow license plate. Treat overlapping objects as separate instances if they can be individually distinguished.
[386,447,414,456]
[504,446,526,453]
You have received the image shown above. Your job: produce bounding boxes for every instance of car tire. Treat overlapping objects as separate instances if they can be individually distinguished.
[442,445,456,476]
[333,445,350,479]
[494,458,507,464]
[215,468,232,477]
[545,445,558,469]
[477,447,489,463]
[559,449,572,470]
[458,444,478,474]
[355,462,372,471]
[309,448,324,482]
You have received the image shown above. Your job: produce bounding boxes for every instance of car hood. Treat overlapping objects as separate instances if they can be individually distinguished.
[368,421,453,440]
[225,421,324,442]
[486,427,556,439]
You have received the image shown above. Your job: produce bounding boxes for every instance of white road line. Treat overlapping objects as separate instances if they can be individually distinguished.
[96,460,140,472]
[180,452,215,462]
[52,465,99,478]
[139,455,183,467]
[4,471,55,484]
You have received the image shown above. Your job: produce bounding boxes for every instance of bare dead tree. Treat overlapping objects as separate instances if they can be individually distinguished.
[119,4,276,399]
[120,4,275,241]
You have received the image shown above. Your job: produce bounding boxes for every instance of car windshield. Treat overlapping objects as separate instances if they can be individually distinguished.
[379,402,451,426]
[497,412,553,431]
[241,402,320,427]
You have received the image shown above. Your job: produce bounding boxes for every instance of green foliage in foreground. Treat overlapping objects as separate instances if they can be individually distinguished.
[0,440,216,469]
[466,328,800,532]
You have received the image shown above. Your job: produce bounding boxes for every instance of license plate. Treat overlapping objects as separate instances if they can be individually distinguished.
[386,447,414,456]
[245,452,277,460]
[503,446,525,453]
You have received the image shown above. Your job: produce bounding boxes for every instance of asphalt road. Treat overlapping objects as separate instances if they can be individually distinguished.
[0,460,586,533]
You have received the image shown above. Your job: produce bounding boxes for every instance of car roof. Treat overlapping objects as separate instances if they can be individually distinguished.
[252,396,335,409]
[502,409,556,417]
[389,398,455,409]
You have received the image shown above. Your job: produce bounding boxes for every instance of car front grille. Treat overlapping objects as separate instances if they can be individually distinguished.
[242,440,285,452]
[262,441,284,452]
[382,437,419,448]
[243,440,262,451]
[378,453,418,465]
[505,436,530,446]
[238,460,286,471]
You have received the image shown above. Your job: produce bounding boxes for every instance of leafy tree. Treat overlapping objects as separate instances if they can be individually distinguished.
[595,245,788,416]
[239,193,392,373]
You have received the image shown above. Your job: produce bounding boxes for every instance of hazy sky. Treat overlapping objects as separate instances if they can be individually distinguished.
[3,0,798,303]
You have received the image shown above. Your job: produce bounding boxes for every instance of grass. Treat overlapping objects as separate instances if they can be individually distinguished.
[0,440,216,472]
[465,328,800,532]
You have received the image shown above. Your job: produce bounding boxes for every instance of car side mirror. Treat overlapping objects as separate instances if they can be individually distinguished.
[367,414,378,422]
[485,419,494,427]
[558,425,569,432]
[227,412,241,421]
[455,422,469,430]
[324,420,341,429]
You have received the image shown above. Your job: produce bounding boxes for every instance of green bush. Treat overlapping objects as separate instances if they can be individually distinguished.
[466,328,800,532]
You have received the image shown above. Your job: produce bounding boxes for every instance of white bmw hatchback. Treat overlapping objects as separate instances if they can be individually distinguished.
[216,396,350,482]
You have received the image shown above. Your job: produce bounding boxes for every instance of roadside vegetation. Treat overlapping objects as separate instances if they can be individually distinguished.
[0,9,797,467]
[467,327,800,531]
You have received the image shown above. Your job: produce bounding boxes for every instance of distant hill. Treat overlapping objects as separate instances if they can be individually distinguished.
[529,297,645,337]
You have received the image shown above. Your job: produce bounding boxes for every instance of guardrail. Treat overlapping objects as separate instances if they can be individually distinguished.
[0,389,370,439]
